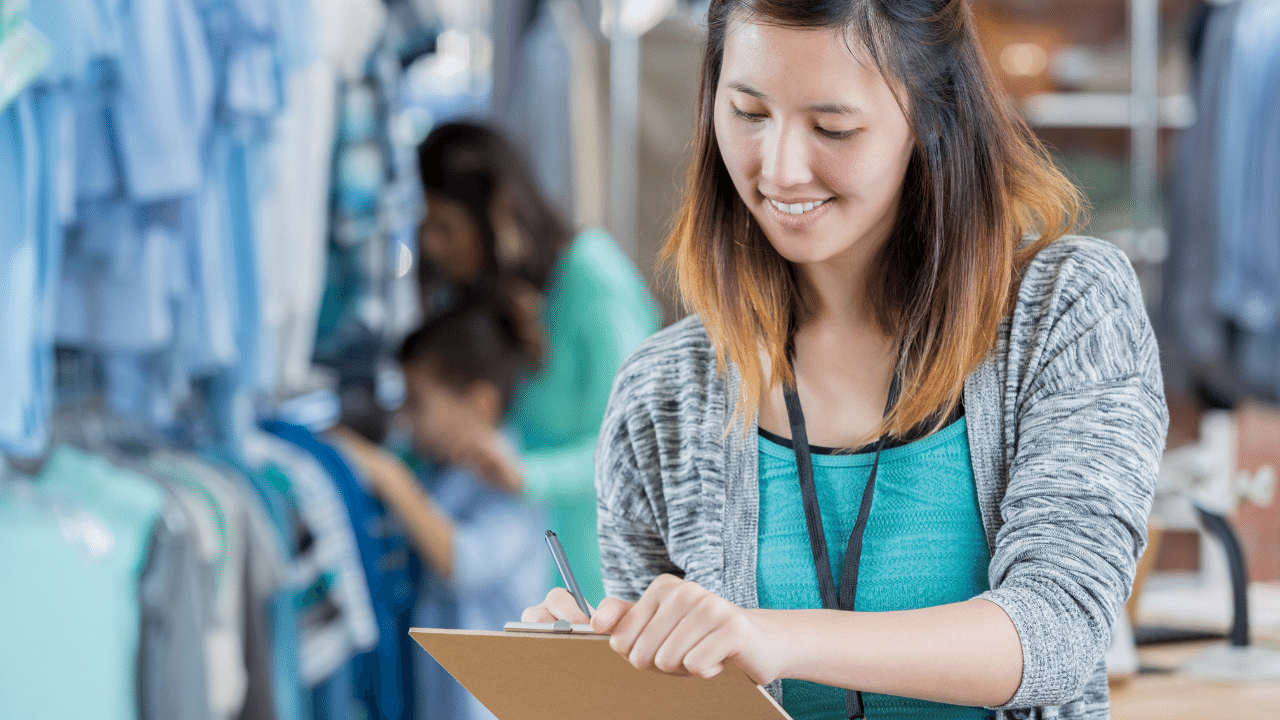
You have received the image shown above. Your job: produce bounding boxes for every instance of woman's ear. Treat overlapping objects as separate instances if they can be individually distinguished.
[464,380,505,427]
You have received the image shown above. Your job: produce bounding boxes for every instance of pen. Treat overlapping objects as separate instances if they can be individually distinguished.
[544,530,592,619]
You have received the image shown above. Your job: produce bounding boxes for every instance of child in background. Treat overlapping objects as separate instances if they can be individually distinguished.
[328,287,548,720]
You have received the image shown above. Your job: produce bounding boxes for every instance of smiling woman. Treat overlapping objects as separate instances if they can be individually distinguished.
[522,3,1168,720]
[713,22,915,277]
[671,0,1087,443]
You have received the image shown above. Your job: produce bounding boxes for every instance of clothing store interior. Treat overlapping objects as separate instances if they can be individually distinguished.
[2,0,1279,718]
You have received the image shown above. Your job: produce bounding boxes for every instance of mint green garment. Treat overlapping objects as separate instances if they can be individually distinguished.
[756,417,993,720]
[508,228,660,604]
[0,446,166,720]
[0,0,52,111]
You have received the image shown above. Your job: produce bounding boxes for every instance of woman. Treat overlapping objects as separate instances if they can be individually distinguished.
[415,122,661,604]
[522,2,1167,719]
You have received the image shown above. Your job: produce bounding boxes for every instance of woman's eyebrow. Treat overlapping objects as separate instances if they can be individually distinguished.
[725,81,864,116]
[726,81,767,100]
[805,102,864,116]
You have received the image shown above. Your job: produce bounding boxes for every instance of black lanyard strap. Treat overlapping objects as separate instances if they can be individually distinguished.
[782,371,901,720]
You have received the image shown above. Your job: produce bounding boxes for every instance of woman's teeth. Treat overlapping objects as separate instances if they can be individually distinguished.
[770,198,829,215]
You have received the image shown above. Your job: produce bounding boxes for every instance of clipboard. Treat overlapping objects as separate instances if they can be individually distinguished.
[409,626,794,720]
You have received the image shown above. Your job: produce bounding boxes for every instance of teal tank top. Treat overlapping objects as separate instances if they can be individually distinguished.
[756,416,992,720]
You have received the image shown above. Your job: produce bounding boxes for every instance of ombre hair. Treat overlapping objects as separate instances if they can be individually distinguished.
[662,0,1086,441]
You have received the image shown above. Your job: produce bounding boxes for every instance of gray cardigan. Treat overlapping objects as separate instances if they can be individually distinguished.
[593,236,1169,720]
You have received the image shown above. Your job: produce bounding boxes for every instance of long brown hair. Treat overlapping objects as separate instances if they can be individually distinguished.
[417,122,573,295]
[663,0,1085,441]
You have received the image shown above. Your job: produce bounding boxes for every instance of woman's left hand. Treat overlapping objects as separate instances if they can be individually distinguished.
[592,574,786,685]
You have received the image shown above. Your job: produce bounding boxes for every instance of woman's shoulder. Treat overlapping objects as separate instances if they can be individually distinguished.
[596,315,736,463]
[1018,234,1143,308]
[1004,234,1160,387]
[612,315,721,402]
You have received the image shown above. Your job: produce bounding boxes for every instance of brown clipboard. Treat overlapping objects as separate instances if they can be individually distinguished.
[409,627,794,720]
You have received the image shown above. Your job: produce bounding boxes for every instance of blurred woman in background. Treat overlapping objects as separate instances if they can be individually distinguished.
[414,121,660,603]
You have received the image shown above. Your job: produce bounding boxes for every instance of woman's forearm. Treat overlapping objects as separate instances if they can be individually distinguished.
[751,598,1022,708]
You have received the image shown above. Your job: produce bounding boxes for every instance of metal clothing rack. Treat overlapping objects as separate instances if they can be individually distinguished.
[605,0,700,261]
[1019,0,1177,307]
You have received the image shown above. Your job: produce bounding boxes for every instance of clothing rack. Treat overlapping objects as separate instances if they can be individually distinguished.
[1018,0,1174,305]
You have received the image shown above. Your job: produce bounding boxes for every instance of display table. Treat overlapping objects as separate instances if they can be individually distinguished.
[1110,641,1280,719]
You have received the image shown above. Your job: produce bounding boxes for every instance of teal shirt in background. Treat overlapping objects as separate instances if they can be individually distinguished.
[508,228,660,603]
[756,417,993,720]
[0,446,166,720]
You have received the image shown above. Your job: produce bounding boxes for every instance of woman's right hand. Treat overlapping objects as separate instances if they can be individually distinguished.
[522,587,636,633]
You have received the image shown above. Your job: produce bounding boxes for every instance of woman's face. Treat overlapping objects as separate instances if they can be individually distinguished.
[421,192,487,284]
[713,18,916,272]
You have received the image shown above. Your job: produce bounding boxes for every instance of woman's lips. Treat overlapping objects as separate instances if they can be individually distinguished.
[762,194,835,230]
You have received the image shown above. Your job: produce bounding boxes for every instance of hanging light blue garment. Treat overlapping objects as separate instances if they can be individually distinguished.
[1214,0,1280,333]
[0,446,167,720]
[0,97,41,454]
[0,0,52,111]
[204,129,272,393]
[26,0,116,85]
[54,0,212,202]
[112,0,214,201]
[58,200,176,352]
[1229,19,1280,400]
[1160,2,1240,390]
[0,87,69,457]
[205,0,286,130]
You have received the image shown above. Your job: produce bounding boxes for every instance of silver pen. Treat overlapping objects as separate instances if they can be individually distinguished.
[544,530,592,619]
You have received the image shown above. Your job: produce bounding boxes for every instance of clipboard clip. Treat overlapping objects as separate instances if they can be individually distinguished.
[503,619,597,634]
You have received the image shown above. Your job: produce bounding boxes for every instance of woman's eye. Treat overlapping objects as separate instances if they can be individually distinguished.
[731,105,766,122]
[817,127,857,140]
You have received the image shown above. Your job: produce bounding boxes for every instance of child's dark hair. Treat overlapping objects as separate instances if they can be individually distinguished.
[397,281,544,414]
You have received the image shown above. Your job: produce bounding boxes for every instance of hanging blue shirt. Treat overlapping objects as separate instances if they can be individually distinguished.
[0,86,69,457]
[112,0,213,201]
[262,420,417,720]
[1214,1,1280,333]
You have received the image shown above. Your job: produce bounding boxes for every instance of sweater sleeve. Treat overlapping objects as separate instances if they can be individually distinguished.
[593,341,686,602]
[980,241,1169,709]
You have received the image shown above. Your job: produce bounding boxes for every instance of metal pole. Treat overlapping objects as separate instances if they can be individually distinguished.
[609,7,640,259]
[1131,0,1161,300]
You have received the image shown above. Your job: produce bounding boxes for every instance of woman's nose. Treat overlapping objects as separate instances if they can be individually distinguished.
[760,121,814,189]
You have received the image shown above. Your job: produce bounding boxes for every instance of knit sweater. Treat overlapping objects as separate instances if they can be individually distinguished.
[593,236,1169,720]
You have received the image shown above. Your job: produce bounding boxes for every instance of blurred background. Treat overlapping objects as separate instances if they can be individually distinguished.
[1,0,1278,718]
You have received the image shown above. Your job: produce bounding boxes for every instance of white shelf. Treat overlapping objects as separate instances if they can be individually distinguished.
[1022,92,1195,129]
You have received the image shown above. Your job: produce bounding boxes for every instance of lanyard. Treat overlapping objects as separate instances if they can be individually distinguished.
[782,371,901,720]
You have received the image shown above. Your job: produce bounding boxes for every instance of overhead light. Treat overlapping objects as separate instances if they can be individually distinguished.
[601,0,675,37]
[1001,42,1049,77]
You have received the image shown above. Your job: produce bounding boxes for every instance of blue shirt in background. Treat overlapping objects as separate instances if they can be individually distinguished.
[411,451,548,720]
